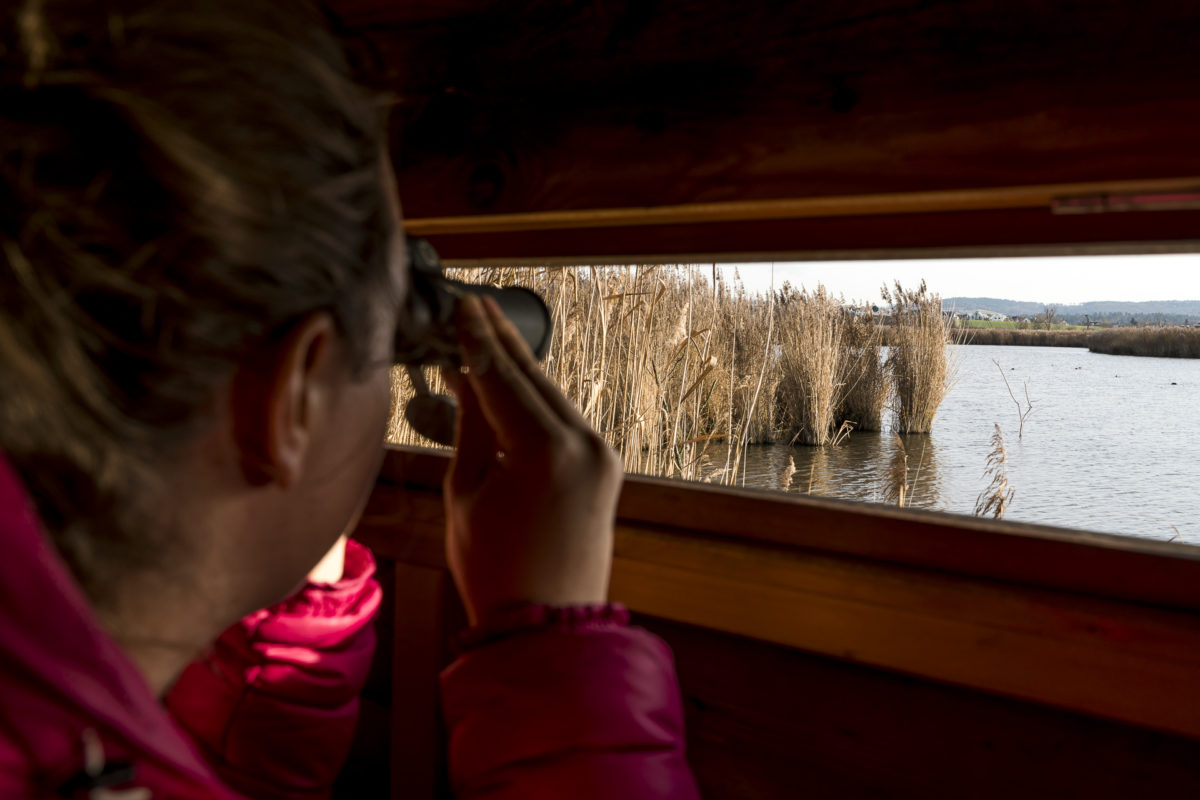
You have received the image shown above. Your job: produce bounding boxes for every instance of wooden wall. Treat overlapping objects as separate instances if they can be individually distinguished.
[339,446,1200,799]
[319,4,1200,795]
[328,0,1200,262]
[649,618,1200,799]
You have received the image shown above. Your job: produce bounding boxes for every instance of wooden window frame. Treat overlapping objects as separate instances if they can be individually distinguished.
[352,444,1200,795]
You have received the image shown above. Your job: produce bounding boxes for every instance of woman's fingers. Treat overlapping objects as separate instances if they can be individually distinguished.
[442,296,622,626]
[455,295,563,450]
[479,296,591,431]
[441,366,496,495]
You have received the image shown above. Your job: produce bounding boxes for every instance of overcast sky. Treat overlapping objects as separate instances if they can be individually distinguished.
[718,254,1200,306]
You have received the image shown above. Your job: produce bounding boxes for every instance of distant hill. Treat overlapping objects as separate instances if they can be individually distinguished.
[942,297,1200,324]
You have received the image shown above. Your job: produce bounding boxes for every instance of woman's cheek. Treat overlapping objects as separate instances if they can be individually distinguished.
[338,366,394,530]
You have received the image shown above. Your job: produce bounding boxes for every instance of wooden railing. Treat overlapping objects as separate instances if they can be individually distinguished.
[342,445,1200,799]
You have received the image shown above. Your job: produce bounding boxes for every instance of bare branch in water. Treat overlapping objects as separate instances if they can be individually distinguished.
[993,359,1035,439]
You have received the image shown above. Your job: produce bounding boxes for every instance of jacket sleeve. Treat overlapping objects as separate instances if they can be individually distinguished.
[164,539,382,800]
[440,604,700,800]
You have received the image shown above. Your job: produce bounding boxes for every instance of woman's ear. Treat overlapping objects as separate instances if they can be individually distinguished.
[231,313,339,488]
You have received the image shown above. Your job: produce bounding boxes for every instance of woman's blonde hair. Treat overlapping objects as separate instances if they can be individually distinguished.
[0,0,392,596]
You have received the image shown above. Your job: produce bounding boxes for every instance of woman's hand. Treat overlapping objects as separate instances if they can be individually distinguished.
[442,295,623,626]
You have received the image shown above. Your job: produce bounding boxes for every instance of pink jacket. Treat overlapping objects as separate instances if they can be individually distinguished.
[442,605,699,799]
[0,454,698,798]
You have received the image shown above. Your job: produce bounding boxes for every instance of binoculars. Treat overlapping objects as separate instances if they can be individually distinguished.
[394,238,553,445]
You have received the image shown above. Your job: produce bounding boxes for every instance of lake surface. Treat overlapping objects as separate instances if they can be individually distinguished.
[689,345,1200,545]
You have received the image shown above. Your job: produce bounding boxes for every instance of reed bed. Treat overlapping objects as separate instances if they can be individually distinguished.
[388,267,951,484]
[390,265,750,482]
[774,286,848,445]
[958,326,1200,357]
[1088,327,1200,358]
[837,308,888,432]
[962,328,1091,347]
[883,281,956,434]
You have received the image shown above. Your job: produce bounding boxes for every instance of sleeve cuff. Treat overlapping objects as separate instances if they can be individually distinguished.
[455,603,630,652]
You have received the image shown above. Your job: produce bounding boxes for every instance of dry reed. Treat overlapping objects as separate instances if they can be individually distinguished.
[837,307,887,431]
[883,432,909,507]
[386,267,952,485]
[388,265,745,482]
[780,455,797,491]
[974,423,1015,519]
[884,281,955,434]
[774,286,847,445]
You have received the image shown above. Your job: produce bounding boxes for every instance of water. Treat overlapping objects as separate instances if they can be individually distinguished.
[689,345,1200,545]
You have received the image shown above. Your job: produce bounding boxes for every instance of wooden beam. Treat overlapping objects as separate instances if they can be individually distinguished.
[419,209,1200,264]
[404,176,1200,236]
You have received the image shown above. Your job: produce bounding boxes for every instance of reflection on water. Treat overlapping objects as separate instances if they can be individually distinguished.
[647,345,1200,545]
[696,433,947,510]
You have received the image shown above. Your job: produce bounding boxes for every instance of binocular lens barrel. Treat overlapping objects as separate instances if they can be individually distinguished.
[447,282,553,361]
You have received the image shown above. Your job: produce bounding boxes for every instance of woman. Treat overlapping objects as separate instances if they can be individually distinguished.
[0,0,699,797]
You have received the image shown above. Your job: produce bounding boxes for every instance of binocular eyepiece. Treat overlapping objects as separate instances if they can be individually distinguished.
[394,238,553,445]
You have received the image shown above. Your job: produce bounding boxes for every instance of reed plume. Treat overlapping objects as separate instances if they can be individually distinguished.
[780,454,797,491]
[974,423,1015,519]
[883,432,909,507]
